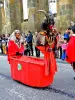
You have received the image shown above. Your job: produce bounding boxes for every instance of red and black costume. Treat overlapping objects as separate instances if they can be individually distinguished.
[7,31,24,63]
[66,34,75,70]
[36,31,57,76]
[8,40,24,62]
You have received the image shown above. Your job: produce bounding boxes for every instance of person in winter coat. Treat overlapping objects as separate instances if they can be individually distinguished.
[66,25,75,79]
[7,30,24,63]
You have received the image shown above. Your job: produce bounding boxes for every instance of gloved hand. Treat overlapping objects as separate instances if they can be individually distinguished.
[48,48,52,52]
[66,55,68,58]
[16,52,23,56]
[16,52,20,55]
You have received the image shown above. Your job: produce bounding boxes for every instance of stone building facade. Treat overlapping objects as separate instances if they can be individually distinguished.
[56,0,75,32]
[0,0,75,34]
[0,0,48,34]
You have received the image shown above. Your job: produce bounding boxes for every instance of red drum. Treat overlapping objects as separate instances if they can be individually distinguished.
[9,56,54,87]
[8,34,57,87]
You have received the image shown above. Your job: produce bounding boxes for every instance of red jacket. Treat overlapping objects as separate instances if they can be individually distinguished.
[7,40,24,63]
[66,35,75,62]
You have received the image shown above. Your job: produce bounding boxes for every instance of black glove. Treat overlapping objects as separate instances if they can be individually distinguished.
[16,52,20,55]
[16,52,23,56]
[48,48,52,52]
[66,55,68,58]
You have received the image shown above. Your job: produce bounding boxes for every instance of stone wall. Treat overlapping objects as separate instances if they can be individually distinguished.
[1,0,15,34]
[72,0,75,21]
[21,0,49,34]
[56,0,75,33]
[0,0,75,34]
[0,9,2,33]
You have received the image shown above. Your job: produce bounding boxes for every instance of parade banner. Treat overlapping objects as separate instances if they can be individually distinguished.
[22,0,28,20]
[48,0,57,14]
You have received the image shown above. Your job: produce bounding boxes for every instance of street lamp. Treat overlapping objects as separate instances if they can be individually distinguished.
[0,1,4,8]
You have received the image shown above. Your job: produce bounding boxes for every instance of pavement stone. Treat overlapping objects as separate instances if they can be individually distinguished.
[0,56,75,100]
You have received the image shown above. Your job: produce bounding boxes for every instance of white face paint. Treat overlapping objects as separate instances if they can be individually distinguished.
[9,30,23,43]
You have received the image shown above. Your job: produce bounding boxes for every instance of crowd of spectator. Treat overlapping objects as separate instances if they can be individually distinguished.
[0,21,75,59]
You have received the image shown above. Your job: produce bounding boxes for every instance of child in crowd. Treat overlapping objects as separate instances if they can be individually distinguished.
[61,39,68,60]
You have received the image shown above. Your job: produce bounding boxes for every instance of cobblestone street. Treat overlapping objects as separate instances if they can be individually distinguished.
[0,55,75,100]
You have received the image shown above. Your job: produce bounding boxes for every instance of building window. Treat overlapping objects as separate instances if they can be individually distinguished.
[48,0,57,14]
[22,0,28,20]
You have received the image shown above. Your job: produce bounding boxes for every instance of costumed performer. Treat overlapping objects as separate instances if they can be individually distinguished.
[36,15,57,76]
[7,30,24,63]
[66,25,75,80]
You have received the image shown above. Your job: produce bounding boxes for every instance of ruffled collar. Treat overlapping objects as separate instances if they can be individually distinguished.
[72,34,75,36]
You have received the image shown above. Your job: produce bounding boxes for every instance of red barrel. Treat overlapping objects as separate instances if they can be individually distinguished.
[10,56,54,87]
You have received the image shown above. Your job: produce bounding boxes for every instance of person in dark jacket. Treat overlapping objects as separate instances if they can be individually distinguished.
[64,30,70,42]
[26,31,33,56]
[33,31,40,57]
